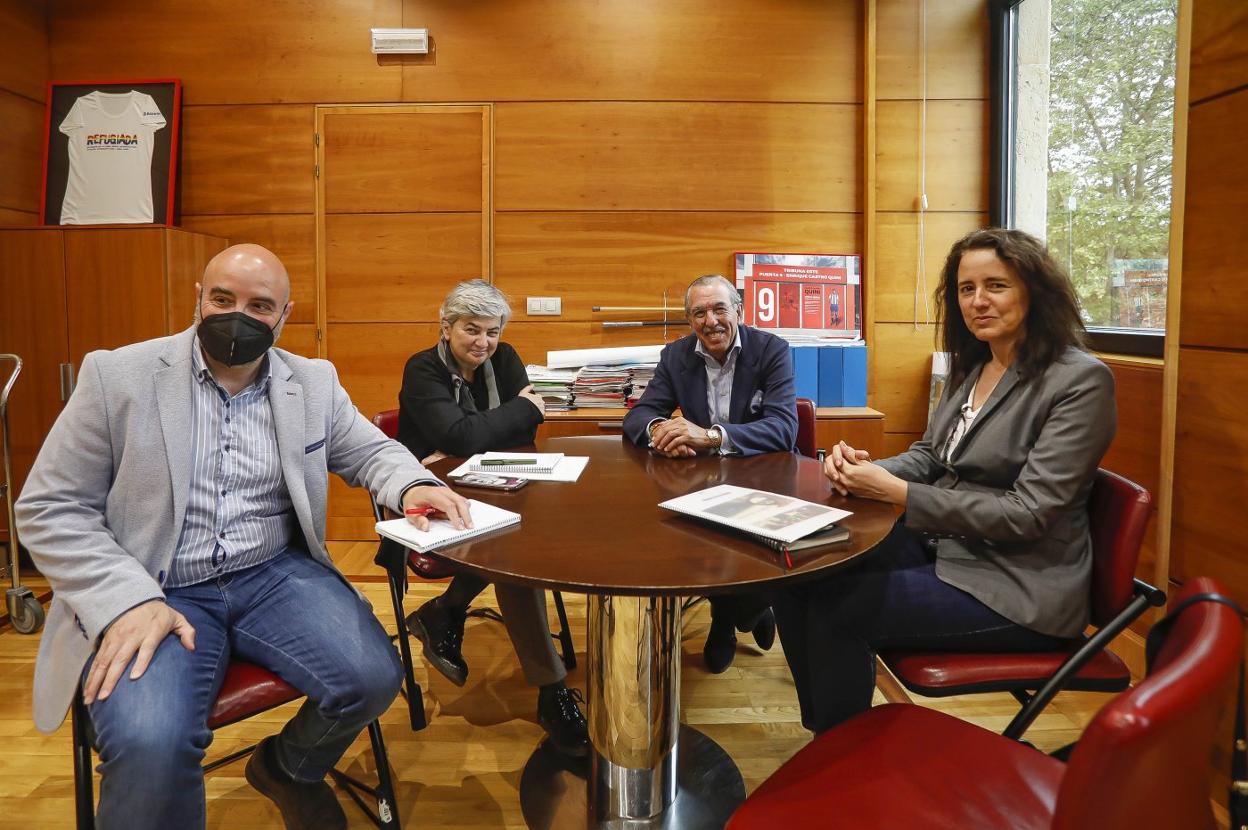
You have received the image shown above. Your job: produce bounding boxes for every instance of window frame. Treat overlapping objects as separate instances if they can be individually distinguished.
[988,0,1166,359]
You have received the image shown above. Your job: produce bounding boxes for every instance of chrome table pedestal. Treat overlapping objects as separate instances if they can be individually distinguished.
[520,595,745,829]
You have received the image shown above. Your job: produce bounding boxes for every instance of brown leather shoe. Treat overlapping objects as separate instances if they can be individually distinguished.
[244,736,347,830]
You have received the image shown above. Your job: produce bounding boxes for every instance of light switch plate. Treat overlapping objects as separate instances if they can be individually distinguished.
[527,296,561,315]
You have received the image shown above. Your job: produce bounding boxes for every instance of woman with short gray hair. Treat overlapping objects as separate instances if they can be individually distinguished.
[391,278,588,757]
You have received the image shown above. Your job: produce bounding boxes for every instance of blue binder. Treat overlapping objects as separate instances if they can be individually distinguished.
[841,344,868,407]
[791,345,819,403]
[817,346,843,407]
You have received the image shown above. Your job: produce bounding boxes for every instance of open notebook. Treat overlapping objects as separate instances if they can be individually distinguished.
[659,484,852,567]
[375,500,521,554]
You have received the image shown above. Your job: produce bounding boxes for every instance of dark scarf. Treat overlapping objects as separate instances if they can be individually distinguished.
[437,338,500,411]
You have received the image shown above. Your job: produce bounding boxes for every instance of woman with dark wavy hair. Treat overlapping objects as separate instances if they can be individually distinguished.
[773,228,1116,734]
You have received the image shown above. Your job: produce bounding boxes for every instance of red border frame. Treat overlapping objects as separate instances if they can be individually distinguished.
[40,78,182,225]
[732,250,867,340]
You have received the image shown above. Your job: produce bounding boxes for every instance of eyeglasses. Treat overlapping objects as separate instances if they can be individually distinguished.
[687,303,736,322]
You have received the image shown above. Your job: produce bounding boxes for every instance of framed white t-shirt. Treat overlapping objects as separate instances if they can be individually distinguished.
[58,91,167,224]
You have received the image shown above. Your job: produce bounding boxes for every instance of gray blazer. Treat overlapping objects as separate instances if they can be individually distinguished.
[15,327,437,732]
[877,347,1116,638]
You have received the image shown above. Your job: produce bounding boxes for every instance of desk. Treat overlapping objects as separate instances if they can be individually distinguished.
[425,436,896,828]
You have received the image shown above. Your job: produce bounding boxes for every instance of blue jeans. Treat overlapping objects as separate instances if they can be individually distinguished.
[773,523,1067,733]
[83,548,403,830]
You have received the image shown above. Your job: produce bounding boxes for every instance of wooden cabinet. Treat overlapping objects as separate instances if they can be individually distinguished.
[0,226,227,541]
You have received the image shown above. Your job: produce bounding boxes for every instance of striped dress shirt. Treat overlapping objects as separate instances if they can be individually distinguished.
[693,328,742,455]
[166,345,295,588]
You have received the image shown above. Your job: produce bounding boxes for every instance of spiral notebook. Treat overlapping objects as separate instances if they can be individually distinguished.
[375,500,521,554]
[659,484,852,567]
[468,452,564,474]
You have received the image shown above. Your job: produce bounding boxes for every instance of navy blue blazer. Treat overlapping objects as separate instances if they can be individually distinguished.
[622,324,797,456]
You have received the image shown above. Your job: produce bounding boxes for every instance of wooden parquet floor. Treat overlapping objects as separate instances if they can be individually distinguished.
[0,541,1112,828]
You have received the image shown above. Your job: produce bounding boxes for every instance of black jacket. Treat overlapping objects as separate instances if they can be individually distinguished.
[397,341,543,460]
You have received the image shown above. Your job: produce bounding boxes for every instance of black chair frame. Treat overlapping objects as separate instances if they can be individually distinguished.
[373,500,576,733]
[71,682,401,828]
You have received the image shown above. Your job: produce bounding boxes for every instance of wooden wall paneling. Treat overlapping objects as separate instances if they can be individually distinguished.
[0,209,38,227]
[495,212,861,322]
[180,105,315,215]
[875,99,989,212]
[1170,347,1248,601]
[876,0,990,101]
[399,0,861,104]
[179,214,318,324]
[164,229,228,334]
[63,230,167,367]
[0,90,45,214]
[873,211,986,323]
[1188,0,1248,103]
[871,322,939,435]
[325,321,438,538]
[0,230,66,536]
[0,0,49,102]
[325,212,483,322]
[277,323,319,359]
[321,108,487,214]
[325,323,439,424]
[494,102,862,213]
[883,432,923,457]
[49,0,402,105]
[1177,91,1248,350]
[500,322,684,368]
[1098,359,1164,581]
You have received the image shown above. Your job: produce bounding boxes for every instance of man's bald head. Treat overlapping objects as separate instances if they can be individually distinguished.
[194,244,293,336]
[202,244,291,305]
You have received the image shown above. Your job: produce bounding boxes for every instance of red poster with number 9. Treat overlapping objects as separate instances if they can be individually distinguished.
[748,280,779,328]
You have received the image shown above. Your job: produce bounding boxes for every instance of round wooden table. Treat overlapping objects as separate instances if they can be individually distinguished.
[425,436,897,829]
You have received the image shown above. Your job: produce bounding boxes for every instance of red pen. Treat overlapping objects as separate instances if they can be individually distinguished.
[405,506,439,518]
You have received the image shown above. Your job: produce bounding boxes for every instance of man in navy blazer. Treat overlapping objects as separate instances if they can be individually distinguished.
[623,274,797,671]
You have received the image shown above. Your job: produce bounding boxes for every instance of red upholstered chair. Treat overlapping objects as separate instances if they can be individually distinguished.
[370,409,576,731]
[729,577,1243,830]
[879,468,1167,740]
[72,661,399,828]
[795,397,818,459]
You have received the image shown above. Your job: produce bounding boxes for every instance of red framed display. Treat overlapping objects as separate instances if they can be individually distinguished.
[40,78,182,225]
[734,252,862,340]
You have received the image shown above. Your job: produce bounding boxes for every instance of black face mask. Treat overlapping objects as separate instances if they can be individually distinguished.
[196,311,278,366]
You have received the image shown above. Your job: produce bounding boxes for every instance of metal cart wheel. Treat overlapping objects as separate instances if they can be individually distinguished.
[7,588,44,634]
[3,354,44,635]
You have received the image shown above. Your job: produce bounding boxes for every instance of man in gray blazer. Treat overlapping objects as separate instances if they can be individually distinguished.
[16,244,469,830]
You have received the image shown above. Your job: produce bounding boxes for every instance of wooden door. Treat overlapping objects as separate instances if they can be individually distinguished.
[0,230,68,543]
[316,105,491,539]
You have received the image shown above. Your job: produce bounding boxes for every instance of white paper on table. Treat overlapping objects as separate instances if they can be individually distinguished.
[447,454,590,483]
[545,344,665,369]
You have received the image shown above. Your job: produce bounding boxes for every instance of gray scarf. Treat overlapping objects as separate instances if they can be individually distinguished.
[437,338,500,412]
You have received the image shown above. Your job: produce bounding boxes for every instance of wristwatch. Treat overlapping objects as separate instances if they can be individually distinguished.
[706,425,723,451]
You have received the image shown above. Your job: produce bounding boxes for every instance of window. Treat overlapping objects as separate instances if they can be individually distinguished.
[992,0,1178,357]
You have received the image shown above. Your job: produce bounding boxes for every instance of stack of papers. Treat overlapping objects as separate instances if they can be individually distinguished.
[527,365,577,411]
[626,363,657,408]
[572,365,630,408]
[447,453,590,483]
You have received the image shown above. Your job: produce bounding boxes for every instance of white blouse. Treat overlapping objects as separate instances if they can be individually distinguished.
[942,382,982,462]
